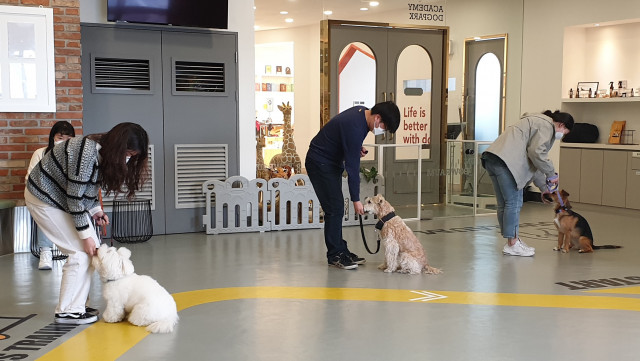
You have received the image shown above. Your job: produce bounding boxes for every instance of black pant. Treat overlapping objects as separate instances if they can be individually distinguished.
[305,157,349,260]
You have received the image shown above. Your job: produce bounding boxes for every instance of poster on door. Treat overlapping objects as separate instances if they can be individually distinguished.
[396,98,431,160]
[395,45,432,160]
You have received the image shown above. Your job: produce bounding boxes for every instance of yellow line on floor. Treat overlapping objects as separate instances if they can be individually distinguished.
[37,286,640,361]
[586,286,640,295]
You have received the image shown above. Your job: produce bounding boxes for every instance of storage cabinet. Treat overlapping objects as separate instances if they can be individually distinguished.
[626,152,640,209]
[579,149,603,205]
[560,146,639,208]
[602,150,627,207]
[559,147,581,201]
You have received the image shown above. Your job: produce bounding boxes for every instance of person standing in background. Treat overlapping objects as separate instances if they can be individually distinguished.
[26,121,76,270]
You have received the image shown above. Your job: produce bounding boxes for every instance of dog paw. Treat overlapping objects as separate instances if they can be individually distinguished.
[552,247,560,251]
[103,311,124,323]
[561,249,568,253]
[383,268,394,273]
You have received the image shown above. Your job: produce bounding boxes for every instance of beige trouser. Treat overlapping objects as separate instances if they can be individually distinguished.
[25,189,100,314]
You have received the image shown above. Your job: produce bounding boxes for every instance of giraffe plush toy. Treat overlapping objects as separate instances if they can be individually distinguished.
[269,102,302,174]
[256,132,270,180]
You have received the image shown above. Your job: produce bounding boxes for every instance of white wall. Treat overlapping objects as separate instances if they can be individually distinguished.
[79,0,256,178]
[521,0,640,168]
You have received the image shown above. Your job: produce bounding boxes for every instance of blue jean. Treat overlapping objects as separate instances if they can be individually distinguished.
[36,226,53,249]
[305,157,350,260]
[481,152,522,239]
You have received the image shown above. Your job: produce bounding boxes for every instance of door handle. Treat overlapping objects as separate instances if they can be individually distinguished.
[390,92,395,102]
[382,92,387,101]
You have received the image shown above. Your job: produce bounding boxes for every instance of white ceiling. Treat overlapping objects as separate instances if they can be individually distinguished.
[253,0,407,31]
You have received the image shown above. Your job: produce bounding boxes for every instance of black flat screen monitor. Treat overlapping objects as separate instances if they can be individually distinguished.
[107,0,228,29]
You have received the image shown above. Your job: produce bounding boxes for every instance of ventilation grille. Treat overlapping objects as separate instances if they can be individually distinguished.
[102,145,155,211]
[92,57,151,92]
[175,144,228,208]
[174,61,225,93]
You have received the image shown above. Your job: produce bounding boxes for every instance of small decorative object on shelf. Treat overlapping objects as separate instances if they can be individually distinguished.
[609,82,615,97]
[285,66,291,75]
[265,65,272,74]
[631,88,635,97]
[276,65,282,74]
[577,81,598,98]
[569,88,573,98]
[621,130,635,145]
[608,120,626,144]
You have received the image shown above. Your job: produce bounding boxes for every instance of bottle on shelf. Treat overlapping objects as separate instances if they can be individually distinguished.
[610,82,615,97]
[569,88,573,98]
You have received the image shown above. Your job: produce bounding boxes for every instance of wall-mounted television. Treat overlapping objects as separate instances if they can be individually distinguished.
[107,0,228,30]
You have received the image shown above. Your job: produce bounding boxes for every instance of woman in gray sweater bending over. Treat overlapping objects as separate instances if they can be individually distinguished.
[25,122,149,325]
[481,110,573,257]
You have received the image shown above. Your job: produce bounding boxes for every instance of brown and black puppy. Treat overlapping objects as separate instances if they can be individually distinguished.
[550,189,621,253]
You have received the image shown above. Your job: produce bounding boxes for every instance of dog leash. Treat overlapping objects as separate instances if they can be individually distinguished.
[358,214,380,254]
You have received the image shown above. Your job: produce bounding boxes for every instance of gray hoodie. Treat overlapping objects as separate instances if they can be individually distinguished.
[484,113,556,191]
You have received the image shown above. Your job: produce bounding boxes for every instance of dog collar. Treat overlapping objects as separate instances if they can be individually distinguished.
[375,211,396,230]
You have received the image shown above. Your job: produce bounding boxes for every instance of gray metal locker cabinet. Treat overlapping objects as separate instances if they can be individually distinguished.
[81,23,239,235]
[81,24,167,234]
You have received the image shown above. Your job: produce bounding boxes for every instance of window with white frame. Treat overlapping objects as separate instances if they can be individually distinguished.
[0,5,55,112]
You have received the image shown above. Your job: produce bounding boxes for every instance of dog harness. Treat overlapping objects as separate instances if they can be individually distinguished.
[375,211,397,230]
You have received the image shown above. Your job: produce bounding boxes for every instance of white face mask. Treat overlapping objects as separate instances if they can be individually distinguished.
[373,119,385,136]
[555,131,564,140]
[125,156,131,164]
[54,140,65,145]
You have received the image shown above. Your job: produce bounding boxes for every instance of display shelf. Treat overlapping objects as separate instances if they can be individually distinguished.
[562,97,640,103]
[258,74,294,78]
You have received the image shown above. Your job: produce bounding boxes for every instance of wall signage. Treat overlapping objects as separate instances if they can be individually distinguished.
[407,2,446,24]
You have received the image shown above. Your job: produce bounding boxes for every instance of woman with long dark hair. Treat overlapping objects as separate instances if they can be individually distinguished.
[26,121,76,270]
[25,122,149,324]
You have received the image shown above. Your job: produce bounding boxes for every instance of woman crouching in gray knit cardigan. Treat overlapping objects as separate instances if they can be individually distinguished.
[25,122,149,325]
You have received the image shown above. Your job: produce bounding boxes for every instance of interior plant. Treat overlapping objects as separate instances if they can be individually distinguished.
[360,166,378,183]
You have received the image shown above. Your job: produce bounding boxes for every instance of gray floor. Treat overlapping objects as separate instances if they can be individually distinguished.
[1,202,639,360]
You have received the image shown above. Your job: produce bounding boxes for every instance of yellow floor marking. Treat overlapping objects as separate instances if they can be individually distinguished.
[586,286,640,295]
[38,286,640,361]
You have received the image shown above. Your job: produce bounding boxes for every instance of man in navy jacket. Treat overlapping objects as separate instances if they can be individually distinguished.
[306,101,400,270]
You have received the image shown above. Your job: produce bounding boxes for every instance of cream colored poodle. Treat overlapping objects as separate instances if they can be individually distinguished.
[363,194,441,275]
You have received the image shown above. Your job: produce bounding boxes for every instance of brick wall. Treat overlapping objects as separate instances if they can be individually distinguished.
[0,0,82,205]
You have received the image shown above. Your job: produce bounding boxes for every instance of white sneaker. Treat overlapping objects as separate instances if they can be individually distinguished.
[518,238,535,251]
[503,239,535,257]
[39,248,53,270]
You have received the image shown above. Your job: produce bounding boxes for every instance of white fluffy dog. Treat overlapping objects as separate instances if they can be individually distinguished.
[363,194,441,275]
[92,244,179,333]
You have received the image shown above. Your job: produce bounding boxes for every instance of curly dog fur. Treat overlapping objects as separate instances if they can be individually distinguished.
[363,194,441,275]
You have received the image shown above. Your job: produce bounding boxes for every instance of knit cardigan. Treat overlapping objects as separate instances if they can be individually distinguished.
[27,137,102,239]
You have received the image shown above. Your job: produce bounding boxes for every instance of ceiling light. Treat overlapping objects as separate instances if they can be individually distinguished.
[254,25,260,30]
[285,18,294,23]
[370,1,380,6]
[323,10,333,15]
[595,23,600,26]
[280,11,288,15]
[360,7,369,11]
